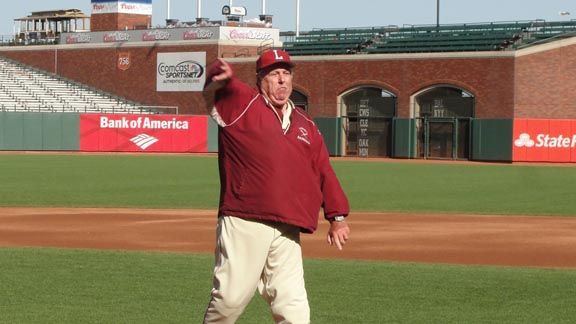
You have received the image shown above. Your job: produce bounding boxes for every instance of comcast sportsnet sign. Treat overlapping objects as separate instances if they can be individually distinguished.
[80,114,208,153]
[513,119,576,162]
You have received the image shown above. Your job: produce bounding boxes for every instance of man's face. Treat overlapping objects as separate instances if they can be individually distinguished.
[259,65,293,109]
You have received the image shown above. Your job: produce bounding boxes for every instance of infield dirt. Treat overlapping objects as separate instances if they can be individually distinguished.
[1,208,576,269]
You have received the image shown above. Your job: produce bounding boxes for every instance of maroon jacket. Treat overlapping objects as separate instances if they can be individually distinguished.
[206,71,349,233]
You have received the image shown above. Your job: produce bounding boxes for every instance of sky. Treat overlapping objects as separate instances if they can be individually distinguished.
[2,0,575,36]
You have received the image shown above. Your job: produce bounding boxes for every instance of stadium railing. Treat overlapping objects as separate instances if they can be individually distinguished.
[283,20,576,55]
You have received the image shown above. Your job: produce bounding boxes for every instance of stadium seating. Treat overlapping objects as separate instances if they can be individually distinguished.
[515,20,576,48]
[282,20,576,55]
[0,56,167,114]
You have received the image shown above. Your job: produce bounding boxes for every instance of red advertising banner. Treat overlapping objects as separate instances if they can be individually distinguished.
[80,114,208,153]
[513,119,576,162]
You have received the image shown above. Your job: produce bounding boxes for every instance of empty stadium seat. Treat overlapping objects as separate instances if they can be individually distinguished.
[0,57,159,114]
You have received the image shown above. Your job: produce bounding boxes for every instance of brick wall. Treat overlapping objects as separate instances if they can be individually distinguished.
[91,13,152,32]
[235,55,516,119]
[0,41,573,118]
[515,44,576,119]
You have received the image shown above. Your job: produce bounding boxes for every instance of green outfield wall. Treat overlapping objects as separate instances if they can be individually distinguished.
[0,112,79,151]
[207,117,218,152]
[472,119,514,161]
[392,118,417,158]
[314,117,343,156]
[0,112,516,162]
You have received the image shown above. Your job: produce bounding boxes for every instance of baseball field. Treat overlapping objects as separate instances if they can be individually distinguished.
[1,153,576,323]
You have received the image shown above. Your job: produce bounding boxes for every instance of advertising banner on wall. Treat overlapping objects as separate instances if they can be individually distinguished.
[92,0,152,15]
[60,26,280,44]
[513,119,576,162]
[219,26,279,41]
[157,52,206,92]
[80,114,208,153]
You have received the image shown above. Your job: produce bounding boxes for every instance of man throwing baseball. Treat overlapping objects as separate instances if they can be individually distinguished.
[202,49,350,324]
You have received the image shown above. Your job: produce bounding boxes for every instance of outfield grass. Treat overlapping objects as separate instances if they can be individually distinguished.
[1,153,575,323]
[337,160,576,216]
[0,154,219,209]
[1,247,575,324]
[1,153,575,215]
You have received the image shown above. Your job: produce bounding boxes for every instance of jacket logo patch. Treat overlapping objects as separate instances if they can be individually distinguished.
[297,127,310,145]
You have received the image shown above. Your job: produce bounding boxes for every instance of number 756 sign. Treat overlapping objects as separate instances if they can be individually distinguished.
[118,53,131,71]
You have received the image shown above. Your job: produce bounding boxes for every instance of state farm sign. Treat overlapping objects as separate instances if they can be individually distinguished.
[513,119,576,162]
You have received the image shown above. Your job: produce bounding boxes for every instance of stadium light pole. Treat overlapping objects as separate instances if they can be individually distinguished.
[296,0,301,37]
[436,0,440,28]
[166,0,170,19]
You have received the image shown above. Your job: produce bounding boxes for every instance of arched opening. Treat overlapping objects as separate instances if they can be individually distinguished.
[340,86,397,157]
[413,86,475,159]
[290,89,308,111]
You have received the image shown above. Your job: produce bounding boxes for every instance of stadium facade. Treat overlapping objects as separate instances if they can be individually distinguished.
[1,0,575,163]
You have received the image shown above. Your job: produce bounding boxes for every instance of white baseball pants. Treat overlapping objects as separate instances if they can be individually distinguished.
[203,215,310,324]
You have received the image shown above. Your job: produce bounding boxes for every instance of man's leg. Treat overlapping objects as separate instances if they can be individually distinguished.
[258,223,310,324]
[203,216,273,323]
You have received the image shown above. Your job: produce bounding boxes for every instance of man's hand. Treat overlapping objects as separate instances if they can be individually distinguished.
[204,59,233,91]
[203,59,233,111]
[327,220,350,250]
